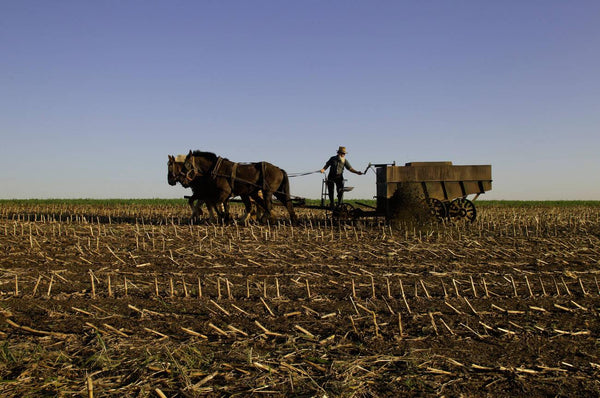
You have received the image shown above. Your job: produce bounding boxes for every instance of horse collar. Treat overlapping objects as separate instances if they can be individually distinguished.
[211,156,224,179]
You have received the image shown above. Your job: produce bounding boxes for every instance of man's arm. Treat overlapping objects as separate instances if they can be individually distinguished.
[345,159,363,175]
[320,157,333,174]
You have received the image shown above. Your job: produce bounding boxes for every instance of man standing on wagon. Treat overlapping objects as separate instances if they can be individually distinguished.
[320,146,363,208]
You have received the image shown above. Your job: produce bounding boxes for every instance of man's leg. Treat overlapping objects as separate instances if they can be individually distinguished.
[335,178,345,205]
[326,180,335,208]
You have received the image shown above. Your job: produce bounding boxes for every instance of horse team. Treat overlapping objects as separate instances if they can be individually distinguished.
[168,150,297,223]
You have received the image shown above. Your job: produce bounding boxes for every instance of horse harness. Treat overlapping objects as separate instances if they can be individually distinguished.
[187,156,270,193]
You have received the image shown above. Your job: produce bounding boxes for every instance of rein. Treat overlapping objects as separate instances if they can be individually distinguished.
[288,170,321,177]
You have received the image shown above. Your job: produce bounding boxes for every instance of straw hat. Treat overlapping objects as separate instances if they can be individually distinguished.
[337,146,347,154]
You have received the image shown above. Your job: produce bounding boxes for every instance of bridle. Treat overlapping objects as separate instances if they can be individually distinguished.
[184,156,224,184]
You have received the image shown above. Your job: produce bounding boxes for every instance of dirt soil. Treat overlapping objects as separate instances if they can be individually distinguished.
[0,203,599,397]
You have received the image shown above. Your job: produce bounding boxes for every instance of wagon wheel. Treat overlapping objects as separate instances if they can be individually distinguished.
[333,203,356,220]
[448,198,477,222]
[426,198,448,220]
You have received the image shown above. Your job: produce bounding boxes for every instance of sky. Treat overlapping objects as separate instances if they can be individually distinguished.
[1,0,599,200]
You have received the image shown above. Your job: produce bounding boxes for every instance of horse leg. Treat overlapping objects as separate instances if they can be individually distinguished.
[238,195,253,223]
[250,191,266,221]
[187,194,204,223]
[221,199,232,223]
[259,192,274,224]
[204,201,220,223]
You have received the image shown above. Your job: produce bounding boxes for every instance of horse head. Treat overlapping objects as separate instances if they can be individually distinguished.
[167,154,189,187]
[184,150,218,184]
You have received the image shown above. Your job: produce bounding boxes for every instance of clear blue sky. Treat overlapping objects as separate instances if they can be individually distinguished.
[1,1,599,200]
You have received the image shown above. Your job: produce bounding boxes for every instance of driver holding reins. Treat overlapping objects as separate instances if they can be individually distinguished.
[320,146,363,208]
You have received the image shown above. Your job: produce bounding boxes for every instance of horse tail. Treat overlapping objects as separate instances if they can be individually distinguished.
[279,169,291,202]
[279,168,297,223]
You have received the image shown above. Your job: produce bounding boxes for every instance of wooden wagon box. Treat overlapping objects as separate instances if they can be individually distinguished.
[376,162,492,217]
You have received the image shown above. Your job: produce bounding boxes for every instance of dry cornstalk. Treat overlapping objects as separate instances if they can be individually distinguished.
[398,312,404,337]
[5,318,68,338]
[128,304,144,317]
[445,301,463,315]
[226,278,232,300]
[253,361,278,373]
[469,275,477,298]
[260,297,275,317]
[561,277,571,296]
[155,388,168,398]
[102,323,129,337]
[208,322,229,336]
[439,317,455,335]
[106,245,126,264]
[578,278,588,295]
[254,320,284,337]
[87,374,93,398]
[452,279,461,297]
[284,311,301,317]
[182,276,188,298]
[89,271,95,299]
[181,326,208,339]
[539,276,547,296]
[370,276,376,299]
[32,275,42,297]
[420,279,431,299]
[231,304,251,316]
[72,307,93,316]
[227,325,248,337]
[191,371,219,389]
[554,303,573,312]
[525,275,533,297]
[144,327,169,339]
[463,297,479,316]
[570,300,588,311]
[372,312,380,337]
[441,278,448,298]
[428,312,439,335]
[460,322,482,338]
[294,325,315,338]
[210,299,230,316]
[482,277,489,298]
[510,275,518,297]
[398,278,411,314]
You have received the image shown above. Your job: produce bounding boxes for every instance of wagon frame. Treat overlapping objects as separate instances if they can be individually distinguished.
[295,161,492,222]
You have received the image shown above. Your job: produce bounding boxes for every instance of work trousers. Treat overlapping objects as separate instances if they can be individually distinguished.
[326,176,345,207]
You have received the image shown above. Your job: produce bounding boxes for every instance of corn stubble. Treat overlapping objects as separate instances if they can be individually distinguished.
[0,201,599,397]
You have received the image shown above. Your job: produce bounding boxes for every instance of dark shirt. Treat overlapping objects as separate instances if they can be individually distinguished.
[323,155,352,179]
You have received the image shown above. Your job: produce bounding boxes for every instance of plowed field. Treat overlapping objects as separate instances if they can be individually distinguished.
[1,202,599,397]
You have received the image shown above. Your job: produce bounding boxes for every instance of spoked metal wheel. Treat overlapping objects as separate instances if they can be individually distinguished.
[448,198,477,222]
[332,203,356,220]
[426,198,448,221]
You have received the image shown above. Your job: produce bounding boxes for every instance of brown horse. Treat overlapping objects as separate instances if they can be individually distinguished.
[183,150,297,223]
[168,155,226,222]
